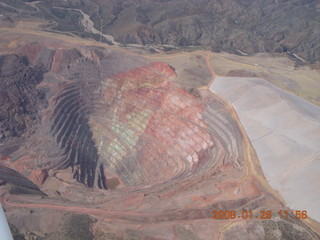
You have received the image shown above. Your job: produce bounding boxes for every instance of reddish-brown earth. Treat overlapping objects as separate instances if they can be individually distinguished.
[0,27,319,239]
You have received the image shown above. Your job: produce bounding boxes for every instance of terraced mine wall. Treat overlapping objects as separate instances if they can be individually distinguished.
[0,40,319,239]
[50,82,103,188]
[0,43,245,192]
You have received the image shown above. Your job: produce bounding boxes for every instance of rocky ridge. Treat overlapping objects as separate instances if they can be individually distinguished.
[2,0,318,63]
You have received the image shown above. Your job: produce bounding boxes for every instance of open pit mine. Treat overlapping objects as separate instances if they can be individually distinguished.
[0,16,320,240]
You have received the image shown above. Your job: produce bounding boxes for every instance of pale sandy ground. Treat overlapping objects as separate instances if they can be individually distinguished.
[211,52,320,105]
[210,76,320,222]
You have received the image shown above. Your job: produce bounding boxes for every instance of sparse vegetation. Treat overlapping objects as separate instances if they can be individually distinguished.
[64,214,95,240]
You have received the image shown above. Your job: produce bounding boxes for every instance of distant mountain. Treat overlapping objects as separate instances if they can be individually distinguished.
[1,0,319,63]
[27,0,319,64]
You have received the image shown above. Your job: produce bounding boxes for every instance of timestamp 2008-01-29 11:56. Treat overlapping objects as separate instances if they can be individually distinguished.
[212,210,308,220]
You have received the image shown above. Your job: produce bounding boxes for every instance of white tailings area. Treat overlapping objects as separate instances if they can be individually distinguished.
[210,76,320,222]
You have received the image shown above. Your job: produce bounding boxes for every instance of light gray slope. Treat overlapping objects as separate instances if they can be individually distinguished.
[210,76,320,222]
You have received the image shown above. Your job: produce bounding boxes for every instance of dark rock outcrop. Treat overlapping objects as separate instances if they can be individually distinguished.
[0,164,42,192]
[0,54,47,141]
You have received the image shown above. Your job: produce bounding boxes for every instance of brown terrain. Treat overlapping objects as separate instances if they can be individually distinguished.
[0,11,319,240]
[2,0,320,64]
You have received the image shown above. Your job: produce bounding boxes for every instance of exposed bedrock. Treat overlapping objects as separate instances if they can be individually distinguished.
[1,42,319,239]
[50,82,103,188]
[1,43,243,192]
[90,63,244,189]
[0,164,41,192]
[0,50,53,189]
[47,51,244,190]
[0,54,47,142]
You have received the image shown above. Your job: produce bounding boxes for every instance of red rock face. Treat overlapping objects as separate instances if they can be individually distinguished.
[15,44,42,65]
[0,43,242,192]
[29,169,48,186]
[90,61,217,188]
